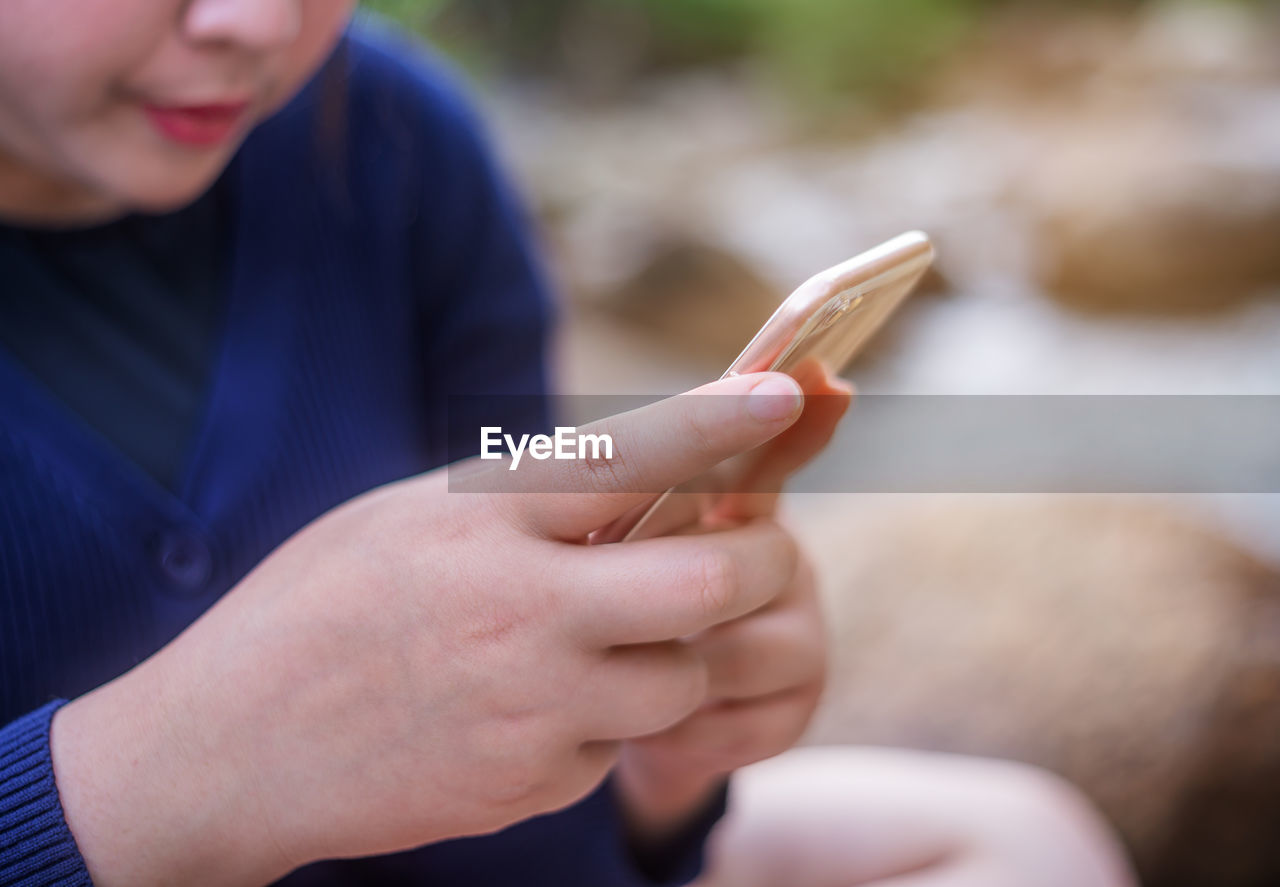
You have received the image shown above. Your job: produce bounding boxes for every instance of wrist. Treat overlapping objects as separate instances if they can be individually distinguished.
[611,763,730,885]
[50,654,291,887]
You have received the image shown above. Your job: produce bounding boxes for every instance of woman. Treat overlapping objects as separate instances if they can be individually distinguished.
[0,2,1134,886]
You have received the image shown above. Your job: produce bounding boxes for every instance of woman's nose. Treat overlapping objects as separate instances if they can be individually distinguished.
[182,0,302,53]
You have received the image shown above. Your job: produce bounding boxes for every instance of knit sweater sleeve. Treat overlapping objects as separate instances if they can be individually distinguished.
[0,702,91,887]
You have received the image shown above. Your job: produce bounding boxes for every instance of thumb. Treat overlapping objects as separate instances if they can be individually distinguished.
[486,373,803,539]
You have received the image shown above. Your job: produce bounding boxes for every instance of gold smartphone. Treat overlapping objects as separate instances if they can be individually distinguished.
[599,230,935,543]
[723,230,933,379]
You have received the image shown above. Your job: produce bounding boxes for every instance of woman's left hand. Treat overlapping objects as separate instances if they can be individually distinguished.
[613,543,827,847]
[611,365,852,849]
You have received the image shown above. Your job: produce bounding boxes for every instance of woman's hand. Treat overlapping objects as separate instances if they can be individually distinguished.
[613,547,828,848]
[612,366,852,849]
[49,372,808,887]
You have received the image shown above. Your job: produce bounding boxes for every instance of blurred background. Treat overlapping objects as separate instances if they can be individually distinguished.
[371,1,1279,884]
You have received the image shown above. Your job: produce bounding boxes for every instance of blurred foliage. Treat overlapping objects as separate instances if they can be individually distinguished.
[362,0,1270,99]
[636,0,979,95]
[362,0,448,32]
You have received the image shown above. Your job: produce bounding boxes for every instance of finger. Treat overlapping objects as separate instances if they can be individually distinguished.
[589,487,714,545]
[498,373,804,540]
[631,685,822,770]
[717,366,854,521]
[578,642,708,740]
[565,519,799,647]
[695,600,826,701]
[605,369,853,541]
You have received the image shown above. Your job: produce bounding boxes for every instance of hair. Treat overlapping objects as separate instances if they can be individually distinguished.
[314,36,353,211]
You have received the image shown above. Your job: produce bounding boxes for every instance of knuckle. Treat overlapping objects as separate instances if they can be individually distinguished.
[570,447,633,494]
[455,578,536,650]
[489,762,554,811]
[691,548,738,620]
[482,722,559,809]
[459,604,520,648]
[678,406,720,461]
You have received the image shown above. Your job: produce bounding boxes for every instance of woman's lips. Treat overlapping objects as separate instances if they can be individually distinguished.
[142,101,250,147]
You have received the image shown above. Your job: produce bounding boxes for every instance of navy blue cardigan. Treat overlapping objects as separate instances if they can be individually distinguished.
[0,22,718,887]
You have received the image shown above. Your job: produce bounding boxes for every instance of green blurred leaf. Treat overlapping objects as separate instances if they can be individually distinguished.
[362,0,1277,103]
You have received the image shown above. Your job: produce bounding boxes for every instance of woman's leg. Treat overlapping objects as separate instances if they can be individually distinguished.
[695,746,1137,887]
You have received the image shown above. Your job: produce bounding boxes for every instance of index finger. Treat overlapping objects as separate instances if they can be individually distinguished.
[486,373,804,540]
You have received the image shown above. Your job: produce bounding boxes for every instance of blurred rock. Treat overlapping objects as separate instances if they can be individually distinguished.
[1126,2,1280,84]
[605,237,779,369]
[793,496,1280,885]
[935,6,1280,313]
[1016,83,1280,314]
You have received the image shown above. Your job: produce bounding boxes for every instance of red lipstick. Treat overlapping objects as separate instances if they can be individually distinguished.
[143,101,250,147]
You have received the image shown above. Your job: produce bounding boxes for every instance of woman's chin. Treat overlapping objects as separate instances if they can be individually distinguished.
[115,163,229,214]
[82,135,240,216]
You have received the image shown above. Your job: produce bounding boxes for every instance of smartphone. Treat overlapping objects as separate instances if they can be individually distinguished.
[597,230,935,544]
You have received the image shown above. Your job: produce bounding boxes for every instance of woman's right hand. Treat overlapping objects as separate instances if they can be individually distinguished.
[48,372,807,887]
